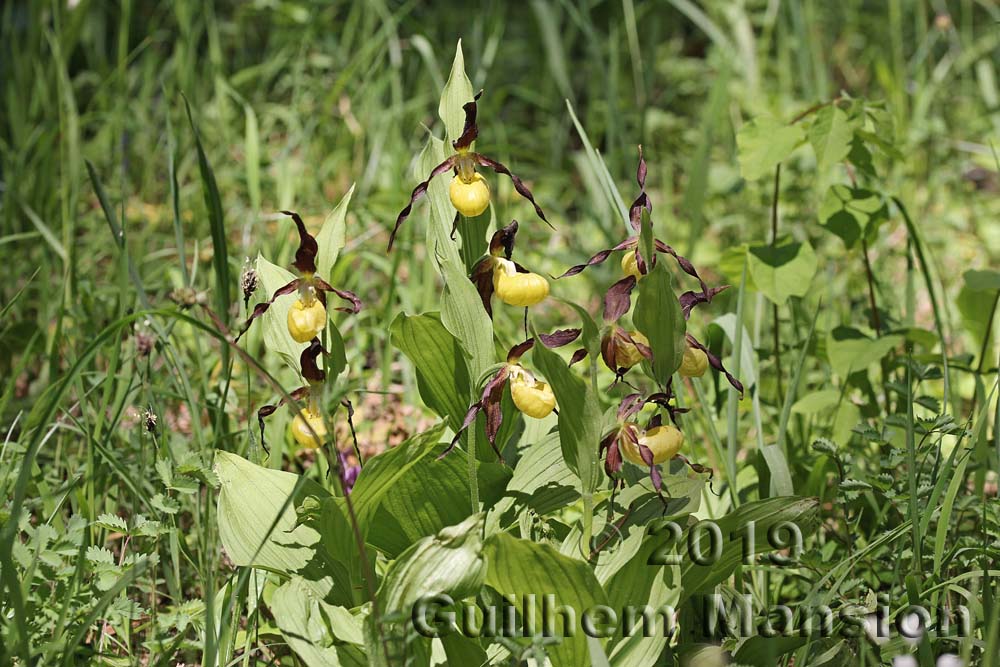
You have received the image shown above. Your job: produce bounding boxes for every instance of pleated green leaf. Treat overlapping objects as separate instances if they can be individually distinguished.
[634,262,687,384]
[484,532,609,667]
[379,513,486,615]
[390,313,471,432]
[316,183,355,281]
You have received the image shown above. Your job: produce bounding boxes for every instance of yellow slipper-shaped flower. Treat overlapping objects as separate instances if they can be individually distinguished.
[678,344,709,377]
[492,258,549,307]
[449,173,491,217]
[621,424,684,466]
[287,298,327,343]
[291,409,327,449]
[621,250,642,280]
[509,368,556,419]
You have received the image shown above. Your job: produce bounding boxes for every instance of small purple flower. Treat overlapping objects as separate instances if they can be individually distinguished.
[338,449,361,494]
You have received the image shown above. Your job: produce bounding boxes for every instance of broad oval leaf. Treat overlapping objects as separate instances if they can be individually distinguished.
[390,313,471,432]
[379,513,486,614]
[484,532,609,667]
[351,424,510,557]
[963,269,1000,292]
[746,239,817,306]
[808,105,853,175]
[825,326,902,378]
[531,340,602,494]
[633,262,687,384]
[214,451,331,593]
[271,577,364,667]
[736,116,805,181]
[255,253,306,375]
[504,430,580,518]
[817,185,887,249]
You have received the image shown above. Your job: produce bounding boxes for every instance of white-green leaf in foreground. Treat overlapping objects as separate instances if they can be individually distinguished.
[214,451,331,594]
[271,577,364,667]
[315,183,355,281]
[379,513,486,615]
[736,115,805,181]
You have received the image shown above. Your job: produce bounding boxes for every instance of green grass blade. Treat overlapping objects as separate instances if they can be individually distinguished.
[184,95,231,328]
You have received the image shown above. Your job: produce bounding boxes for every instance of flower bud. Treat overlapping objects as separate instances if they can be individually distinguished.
[509,368,556,419]
[492,258,549,307]
[602,327,649,371]
[621,424,683,466]
[287,298,327,343]
[678,344,709,377]
[449,173,490,217]
[291,409,327,449]
[621,250,642,280]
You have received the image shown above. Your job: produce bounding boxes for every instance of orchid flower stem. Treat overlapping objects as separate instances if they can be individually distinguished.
[725,261,748,509]
[342,399,364,470]
[467,428,480,513]
[970,290,1000,416]
[770,164,784,406]
[861,238,882,337]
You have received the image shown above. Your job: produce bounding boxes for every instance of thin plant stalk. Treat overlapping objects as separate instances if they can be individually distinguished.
[770,164,784,402]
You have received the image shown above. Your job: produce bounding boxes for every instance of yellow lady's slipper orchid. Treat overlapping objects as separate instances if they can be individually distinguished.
[449,173,491,217]
[621,424,684,466]
[287,297,327,343]
[235,211,359,345]
[492,258,549,307]
[291,409,327,449]
[509,367,556,419]
[678,344,709,377]
[621,250,642,280]
[616,330,649,369]
[388,91,551,252]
